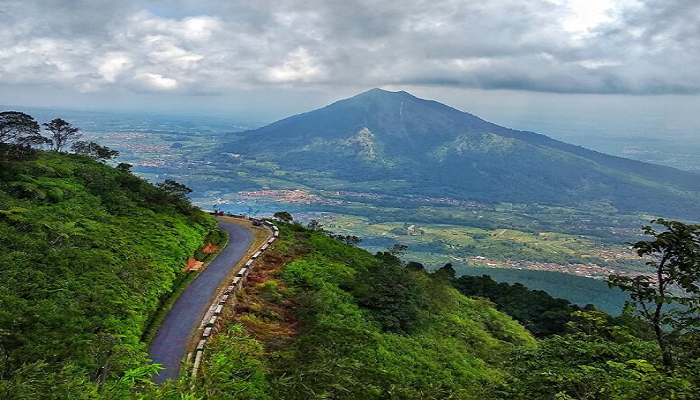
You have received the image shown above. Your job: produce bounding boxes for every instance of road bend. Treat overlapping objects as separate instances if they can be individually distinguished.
[148,219,254,383]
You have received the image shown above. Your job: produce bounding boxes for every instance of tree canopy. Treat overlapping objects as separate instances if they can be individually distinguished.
[608,219,700,370]
[0,111,43,146]
[43,118,81,152]
[71,141,120,162]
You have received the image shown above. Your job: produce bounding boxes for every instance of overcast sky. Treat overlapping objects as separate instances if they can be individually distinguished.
[1,0,699,129]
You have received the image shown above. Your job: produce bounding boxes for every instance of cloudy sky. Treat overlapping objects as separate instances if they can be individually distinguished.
[1,0,699,128]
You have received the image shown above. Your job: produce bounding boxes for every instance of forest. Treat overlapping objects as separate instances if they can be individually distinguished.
[158,219,700,400]
[0,123,221,397]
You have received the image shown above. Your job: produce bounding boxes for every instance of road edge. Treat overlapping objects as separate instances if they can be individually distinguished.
[188,217,279,378]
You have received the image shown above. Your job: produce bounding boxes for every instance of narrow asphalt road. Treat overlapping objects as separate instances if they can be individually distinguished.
[148,220,255,383]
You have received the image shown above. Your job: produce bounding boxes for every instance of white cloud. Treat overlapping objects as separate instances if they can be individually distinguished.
[134,72,178,90]
[96,53,133,82]
[0,0,698,95]
[264,48,327,83]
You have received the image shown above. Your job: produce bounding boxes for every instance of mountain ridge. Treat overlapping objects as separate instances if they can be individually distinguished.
[221,89,700,218]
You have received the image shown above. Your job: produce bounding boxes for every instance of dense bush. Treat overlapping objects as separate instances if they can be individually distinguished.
[452,274,580,336]
[0,151,217,397]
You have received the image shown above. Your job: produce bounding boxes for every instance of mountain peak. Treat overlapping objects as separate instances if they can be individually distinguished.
[353,88,416,100]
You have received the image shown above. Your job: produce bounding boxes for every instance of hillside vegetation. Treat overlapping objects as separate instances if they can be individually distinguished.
[1,178,698,399]
[458,267,630,314]
[188,222,535,400]
[156,220,698,400]
[220,89,700,219]
[0,147,219,397]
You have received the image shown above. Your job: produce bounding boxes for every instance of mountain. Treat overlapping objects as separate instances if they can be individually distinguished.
[221,88,700,218]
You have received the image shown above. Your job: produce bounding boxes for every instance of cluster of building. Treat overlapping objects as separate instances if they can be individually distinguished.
[237,189,342,205]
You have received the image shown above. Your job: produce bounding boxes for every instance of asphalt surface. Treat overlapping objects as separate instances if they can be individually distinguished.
[148,220,255,383]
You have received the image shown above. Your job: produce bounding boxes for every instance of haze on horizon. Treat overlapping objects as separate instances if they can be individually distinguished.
[1,0,699,147]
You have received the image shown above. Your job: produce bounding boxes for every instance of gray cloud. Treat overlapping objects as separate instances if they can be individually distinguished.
[0,0,698,95]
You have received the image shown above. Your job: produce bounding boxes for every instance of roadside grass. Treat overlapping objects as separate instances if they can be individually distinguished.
[141,226,230,346]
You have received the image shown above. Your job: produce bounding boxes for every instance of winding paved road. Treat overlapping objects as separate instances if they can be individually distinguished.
[148,220,255,383]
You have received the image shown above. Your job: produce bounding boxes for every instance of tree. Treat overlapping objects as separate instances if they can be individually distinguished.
[156,179,192,199]
[406,261,425,271]
[387,244,408,256]
[307,219,323,231]
[18,134,52,148]
[273,211,293,223]
[435,263,456,279]
[116,163,133,173]
[43,118,81,152]
[327,234,363,246]
[341,235,362,246]
[0,111,42,145]
[607,219,700,370]
[71,141,119,162]
[353,262,427,333]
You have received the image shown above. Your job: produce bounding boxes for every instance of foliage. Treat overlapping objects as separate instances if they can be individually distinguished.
[0,150,217,397]
[0,111,44,146]
[191,221,700,400]
[503,327,699,399]
[386,243,408,256]
[71,141,120,162]
[460,267,630,315]
[156,179,193,200]
[195,224,534,400]
[608,219,700,369]
[435,262,457,279]
[326,232,362,246]
[43,118,82,152]
[452,274,580,337]
[116,163,132,173]
[195,325,272,400]
[273,211,293,223]
[352,260,427,333]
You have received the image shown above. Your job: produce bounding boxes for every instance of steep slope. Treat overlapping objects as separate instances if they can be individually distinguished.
[221,88,700,218]
[0,149,219,397]
[189,223,535,400]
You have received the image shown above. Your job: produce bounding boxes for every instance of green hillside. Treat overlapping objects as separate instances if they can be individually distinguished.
[0,148,219,397]
[190,223,535,400]
[458,267,629,314]
[221,89,700,218]
[167,221,699,400]
[1,145,697,399]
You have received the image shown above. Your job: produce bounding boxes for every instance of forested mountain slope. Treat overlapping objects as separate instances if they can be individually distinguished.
[0,148,219,396]
[188,222,536,400]
[221,89,700,218]
[162,221,699,400]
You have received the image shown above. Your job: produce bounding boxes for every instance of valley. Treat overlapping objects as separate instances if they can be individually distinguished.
[29,94,697,294]
[18,91,699,310]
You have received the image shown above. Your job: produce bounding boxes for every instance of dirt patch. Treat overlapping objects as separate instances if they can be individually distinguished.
[202,243,220,254]
[184,258,204,272]
[230,248,302,350]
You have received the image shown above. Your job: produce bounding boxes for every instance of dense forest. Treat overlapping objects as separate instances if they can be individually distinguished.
[156,220,700,400]
[458,267,630,314]
[0,131,221,397]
